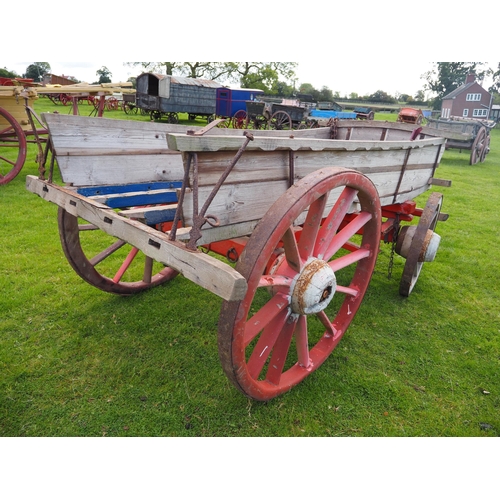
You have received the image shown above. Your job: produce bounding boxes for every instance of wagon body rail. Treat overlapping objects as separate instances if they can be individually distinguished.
[26,114,449,400]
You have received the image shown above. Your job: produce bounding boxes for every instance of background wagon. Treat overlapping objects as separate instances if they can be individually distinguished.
[241,99,313,130]
[1,83,136,185]
[398,107,424,125]
[216,87,264,128]
[423,117,494,164]
[354,107,375,120]
[136,73,221,123]
[0,86,47,185]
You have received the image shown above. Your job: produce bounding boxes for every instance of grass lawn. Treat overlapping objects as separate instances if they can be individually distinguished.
[1,98,499,438]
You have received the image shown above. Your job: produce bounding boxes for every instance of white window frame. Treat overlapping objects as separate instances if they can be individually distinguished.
[466,93,481,101]
[472,108,488,117]
[441,107,450,119]
[463,109,469,117]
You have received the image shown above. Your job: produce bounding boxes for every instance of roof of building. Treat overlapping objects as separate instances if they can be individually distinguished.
[442,82,476,100]
[138,73,221,88]
[442,78,492,101]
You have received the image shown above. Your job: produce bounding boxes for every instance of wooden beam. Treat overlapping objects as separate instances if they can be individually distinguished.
[26,176,248,302]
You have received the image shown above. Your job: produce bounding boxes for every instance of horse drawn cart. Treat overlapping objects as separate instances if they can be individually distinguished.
[0,86,48,185]
[0,84,135,185]
[26,114,448,400]
[423,117,494,165]
[240,99,312,130]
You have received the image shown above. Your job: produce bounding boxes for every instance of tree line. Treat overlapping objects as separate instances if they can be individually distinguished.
[2,61,500,109]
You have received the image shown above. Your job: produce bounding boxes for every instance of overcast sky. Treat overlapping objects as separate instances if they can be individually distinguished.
[4,61,497,99]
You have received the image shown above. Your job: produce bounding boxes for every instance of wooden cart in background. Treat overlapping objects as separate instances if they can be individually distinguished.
[424,117,494,165]
[0,83,135,185]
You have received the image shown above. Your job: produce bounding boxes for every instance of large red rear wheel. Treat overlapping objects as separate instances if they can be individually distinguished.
[218,168,381,400]
[0,107,27,185]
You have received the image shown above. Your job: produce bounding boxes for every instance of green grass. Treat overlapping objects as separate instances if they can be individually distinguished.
[1,98,499,437]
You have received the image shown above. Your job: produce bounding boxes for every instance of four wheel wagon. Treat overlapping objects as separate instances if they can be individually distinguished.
[136,73,221,123]
[241,99,313,130]
[26,114,449,400]
[423,117,494,165]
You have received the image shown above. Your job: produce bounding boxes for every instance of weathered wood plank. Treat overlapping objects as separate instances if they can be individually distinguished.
[26,176,247,302]
[166,131,446,153]
[188,144,443,187]
[178,162,437,231]
[55,154,185,186]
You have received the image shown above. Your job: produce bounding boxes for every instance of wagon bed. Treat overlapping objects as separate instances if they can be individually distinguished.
[26,114,448,401]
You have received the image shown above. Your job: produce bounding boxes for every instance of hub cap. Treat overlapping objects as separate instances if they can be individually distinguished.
[290,258,336,315]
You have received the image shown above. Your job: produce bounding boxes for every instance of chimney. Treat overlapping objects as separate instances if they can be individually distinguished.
[465,74,476,84]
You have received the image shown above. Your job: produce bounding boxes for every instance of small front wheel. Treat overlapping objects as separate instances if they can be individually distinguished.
[218,168,381,400]
[398,192,443,296]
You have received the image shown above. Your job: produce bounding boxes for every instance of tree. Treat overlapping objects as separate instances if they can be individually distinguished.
[124,62,297,94]
[24,62,51,82]
[0,67,20,79]
[489,62,500,95]
[96,66,112,84]
[422,62,488,109]
[367,90,396,103]
[414,90,426,102]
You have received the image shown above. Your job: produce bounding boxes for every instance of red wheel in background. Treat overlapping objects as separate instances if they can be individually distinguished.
[232,110,248,129]
[0,107,27,185]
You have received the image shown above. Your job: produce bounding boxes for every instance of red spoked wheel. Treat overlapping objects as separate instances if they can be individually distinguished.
[218,167,382,400]
[57,208,178,295]
[106,97,119,111]
[0,107,27,185]
[232,110,248,129]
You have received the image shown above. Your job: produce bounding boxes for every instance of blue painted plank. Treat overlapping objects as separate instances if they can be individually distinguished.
[77,181,183,197]
[99,191,179,209]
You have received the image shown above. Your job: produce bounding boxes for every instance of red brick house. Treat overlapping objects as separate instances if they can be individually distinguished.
[440,74,492,120]
[42,74,78,86]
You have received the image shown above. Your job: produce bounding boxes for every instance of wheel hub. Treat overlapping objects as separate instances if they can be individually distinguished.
[291,259,336,315]
[396,226,441,262]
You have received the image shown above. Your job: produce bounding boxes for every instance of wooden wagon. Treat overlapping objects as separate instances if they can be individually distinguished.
[26,114,448,401]
[423,117,494,165]
[136,73,220,123]
[242,99,311,130]
[0,86,47,185]
[398,107,424,125]
[0,83,136,185]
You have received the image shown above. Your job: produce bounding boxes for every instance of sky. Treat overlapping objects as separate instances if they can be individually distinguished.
[4,60,496,99]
